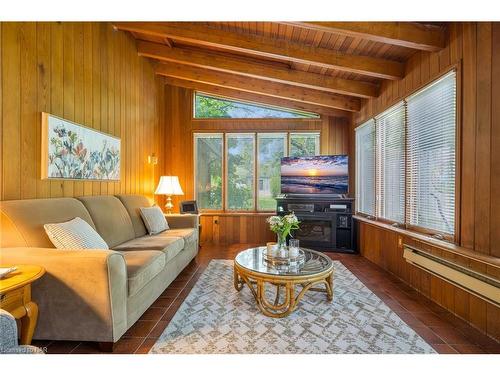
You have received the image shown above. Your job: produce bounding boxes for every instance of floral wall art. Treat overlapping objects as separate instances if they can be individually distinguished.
[41,113,121,181]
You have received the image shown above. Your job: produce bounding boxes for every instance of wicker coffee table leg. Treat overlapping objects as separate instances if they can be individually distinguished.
[233,267,244,291]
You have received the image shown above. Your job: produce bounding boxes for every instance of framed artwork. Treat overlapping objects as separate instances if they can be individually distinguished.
[41,112,121,181]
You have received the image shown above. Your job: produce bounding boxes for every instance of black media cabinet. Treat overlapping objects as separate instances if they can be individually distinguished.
[276,195,357,254]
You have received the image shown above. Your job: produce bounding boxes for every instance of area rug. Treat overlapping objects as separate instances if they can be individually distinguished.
[150,260,435,354]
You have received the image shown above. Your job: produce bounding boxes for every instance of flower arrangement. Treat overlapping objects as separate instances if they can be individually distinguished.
[267,213,300,249]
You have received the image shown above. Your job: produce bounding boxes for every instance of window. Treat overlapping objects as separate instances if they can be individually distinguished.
[289,132,320,157]
[406,71,456,235]
[257,133,287,211]
[194,134,223,210]
[194,131,320,211]
[226,134,255,211]
[376,103,405,223]
[355,120,376,216]
[194,92,320,119]
[355,70,457,238]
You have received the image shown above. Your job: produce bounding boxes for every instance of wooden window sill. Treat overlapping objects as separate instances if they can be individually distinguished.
[354,215,500,268]
[200,212,274,217]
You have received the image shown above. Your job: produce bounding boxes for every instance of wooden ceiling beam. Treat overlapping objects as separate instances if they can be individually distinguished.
[282,22,446,52]
[113,22,404,80]
[155,63,361,112]
[138,41,378,98]
[163,76,352,118]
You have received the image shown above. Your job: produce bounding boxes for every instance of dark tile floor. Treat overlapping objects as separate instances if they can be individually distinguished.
[33,243,500,354]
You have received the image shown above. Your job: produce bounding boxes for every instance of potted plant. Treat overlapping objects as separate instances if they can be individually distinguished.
[266,213,300,251]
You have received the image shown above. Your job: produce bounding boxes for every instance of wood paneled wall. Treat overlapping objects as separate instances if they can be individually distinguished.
[354,22,500,258]
[357,220,500,341]
[353,22,500,341]
[0,22,166,201]
[163,84,352,244]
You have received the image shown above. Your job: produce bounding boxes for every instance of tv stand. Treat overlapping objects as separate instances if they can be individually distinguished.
[276,195,356,254]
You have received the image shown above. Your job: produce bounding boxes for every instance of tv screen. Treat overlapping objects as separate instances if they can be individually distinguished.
[281,155,348,195]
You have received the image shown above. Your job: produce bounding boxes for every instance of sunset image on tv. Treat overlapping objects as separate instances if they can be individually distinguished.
[281,155,348,194]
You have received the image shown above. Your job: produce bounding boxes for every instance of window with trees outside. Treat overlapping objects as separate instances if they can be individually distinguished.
[355,70,457,239]
[194,92,320,119]
[194,132,320,211]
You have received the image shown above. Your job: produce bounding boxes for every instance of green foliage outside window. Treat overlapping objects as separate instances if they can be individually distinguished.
[194,93,319,119]
[227,136,254,210]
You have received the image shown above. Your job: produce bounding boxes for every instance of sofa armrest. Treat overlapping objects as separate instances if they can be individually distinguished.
[165,214,199,229]
[0,247,127,343]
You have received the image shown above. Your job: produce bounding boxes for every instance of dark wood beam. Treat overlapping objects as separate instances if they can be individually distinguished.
[113,22,404,80]
[163,76,352,118]
[138,41,378,98]
[282,22,446,52]
[155,63,361,112]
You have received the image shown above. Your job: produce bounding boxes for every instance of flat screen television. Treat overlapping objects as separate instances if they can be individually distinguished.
[280,155,348,195]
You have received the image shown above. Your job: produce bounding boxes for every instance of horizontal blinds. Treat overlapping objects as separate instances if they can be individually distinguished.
[355,120,376,216]
[376,102,405,223]
[406,71,456,235]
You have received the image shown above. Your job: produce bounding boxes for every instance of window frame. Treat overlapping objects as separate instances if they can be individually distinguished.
[193,130,321,213]
[256,133,288,212]
[354,65,461,243]
[225,133,257,212]
[192,92,321,120]
[193,133,225,213]
[355,119,376,218]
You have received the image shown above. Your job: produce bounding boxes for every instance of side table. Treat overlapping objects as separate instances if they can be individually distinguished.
[0,265,45,344]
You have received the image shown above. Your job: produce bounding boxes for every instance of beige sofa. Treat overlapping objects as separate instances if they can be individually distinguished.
[0,195,198,349]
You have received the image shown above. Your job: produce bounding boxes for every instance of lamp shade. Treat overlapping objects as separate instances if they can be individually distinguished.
[154,176,184,196]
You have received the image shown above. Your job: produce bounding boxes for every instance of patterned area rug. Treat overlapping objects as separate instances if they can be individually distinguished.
[150,260,435,354]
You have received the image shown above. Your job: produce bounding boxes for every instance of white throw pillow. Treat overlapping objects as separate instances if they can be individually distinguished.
[139,206,169,235]
[44,217,109,249]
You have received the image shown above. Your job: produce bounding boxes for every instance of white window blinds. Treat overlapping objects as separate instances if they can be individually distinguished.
[406,71,456,235]
[355,120,376,216]
[376,102,405,223]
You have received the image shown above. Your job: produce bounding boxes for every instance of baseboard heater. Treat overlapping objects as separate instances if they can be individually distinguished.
[403,245,500,307]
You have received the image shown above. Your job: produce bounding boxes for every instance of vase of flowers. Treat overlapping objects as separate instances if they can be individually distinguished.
[267,213,300,252]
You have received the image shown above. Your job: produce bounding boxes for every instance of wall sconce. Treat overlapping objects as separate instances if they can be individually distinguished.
[148,153,158,165]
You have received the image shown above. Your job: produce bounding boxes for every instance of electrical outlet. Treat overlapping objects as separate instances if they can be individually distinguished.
[398,236,403,248]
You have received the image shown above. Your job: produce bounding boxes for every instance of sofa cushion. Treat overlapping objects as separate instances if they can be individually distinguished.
[113,234,185,263]
[140,206,169,235]
[120,250,166,297]
[77,195,135,248]
[115,195,153,237]
[164,228,198,247]
[44,217,109,249]
[0,198,96,248]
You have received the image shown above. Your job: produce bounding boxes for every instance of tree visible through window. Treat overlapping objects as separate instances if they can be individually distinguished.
[194,134,223,210]
[226,134,255,210]
[290,133,320,156]
[194,93,320,119]
[257,134,286,211]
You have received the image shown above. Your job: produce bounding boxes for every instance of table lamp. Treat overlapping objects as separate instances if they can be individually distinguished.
[154,176,184,214]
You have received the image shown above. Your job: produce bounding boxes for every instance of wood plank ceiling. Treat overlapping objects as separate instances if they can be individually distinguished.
[113,22,447,117]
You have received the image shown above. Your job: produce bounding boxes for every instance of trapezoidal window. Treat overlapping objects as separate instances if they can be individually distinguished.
[193,92,320,119]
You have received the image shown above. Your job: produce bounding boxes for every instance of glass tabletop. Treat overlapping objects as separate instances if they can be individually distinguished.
[234,246,332,276]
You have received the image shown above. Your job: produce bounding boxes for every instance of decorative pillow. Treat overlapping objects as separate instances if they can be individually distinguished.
[139,206,169,235]
[44,217,109,249]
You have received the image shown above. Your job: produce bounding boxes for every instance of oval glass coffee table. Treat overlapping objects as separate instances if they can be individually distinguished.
[234,246,334,318]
